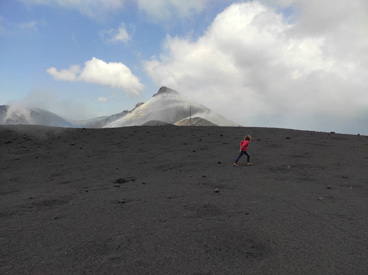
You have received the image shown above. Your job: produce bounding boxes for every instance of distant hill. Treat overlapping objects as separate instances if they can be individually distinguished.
[0,105,76,128]
[0,87,239,128]
[104,87,239,127]
[174,117,218,126]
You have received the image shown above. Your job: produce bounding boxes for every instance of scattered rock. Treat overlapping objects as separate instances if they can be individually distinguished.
[327,186,333,190]
[342,175,349,179]
[114,177,136,184]
[214,188,219,193]
[285,137,291,139]
[217,161,222,164]
[117,200,126,204]
[318,197,324,200]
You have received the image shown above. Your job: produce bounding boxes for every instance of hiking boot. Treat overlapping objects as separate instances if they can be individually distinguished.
[233,163,239,167]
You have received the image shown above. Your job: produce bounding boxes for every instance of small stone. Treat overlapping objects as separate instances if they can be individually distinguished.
[217,161,222,164]
[115,178,127,184]
[115,177,136,184]
[214,188,220,193]
[318,197,324,200]
[327,186,332,190]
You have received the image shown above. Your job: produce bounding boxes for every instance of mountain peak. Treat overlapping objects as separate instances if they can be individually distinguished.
[153,86,179,97]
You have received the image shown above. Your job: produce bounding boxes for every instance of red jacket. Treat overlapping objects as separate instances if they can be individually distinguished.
[240,140,249,151]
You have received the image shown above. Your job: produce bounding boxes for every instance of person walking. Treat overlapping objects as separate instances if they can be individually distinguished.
[233,135,252,167]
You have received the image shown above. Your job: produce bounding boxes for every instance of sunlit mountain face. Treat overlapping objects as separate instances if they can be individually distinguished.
[105,87,239,127]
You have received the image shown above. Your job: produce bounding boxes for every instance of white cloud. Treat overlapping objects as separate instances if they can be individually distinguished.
[144,1,368,134]
[137,0,209,21]
[47,57,144,95]
[98,97,108,102]
[47,65,81,81]
[100,23,130,44]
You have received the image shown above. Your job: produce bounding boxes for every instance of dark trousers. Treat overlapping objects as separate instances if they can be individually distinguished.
[235,150,250,163]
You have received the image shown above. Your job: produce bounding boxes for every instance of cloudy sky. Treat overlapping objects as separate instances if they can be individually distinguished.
[1,0,367,134]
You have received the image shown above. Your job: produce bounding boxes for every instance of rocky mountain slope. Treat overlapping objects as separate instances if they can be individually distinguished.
[104,87,238,127]
[1,87,239,128]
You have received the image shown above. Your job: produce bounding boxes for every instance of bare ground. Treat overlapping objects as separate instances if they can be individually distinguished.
[1,125,367,275]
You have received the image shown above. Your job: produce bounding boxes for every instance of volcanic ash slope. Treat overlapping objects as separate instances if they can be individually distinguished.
[106,87,239,127]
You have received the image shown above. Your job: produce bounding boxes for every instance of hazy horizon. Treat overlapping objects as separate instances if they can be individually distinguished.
[1,0,367,135]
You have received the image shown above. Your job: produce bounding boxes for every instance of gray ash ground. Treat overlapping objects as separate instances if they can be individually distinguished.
[1,125,367,274]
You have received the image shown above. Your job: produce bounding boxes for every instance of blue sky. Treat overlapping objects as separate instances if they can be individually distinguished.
[1,0,368,134]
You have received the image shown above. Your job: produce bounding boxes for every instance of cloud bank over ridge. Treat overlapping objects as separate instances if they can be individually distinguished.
[144,1,368,133]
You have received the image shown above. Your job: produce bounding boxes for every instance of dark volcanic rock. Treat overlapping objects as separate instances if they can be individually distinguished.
[0,125,367,275]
